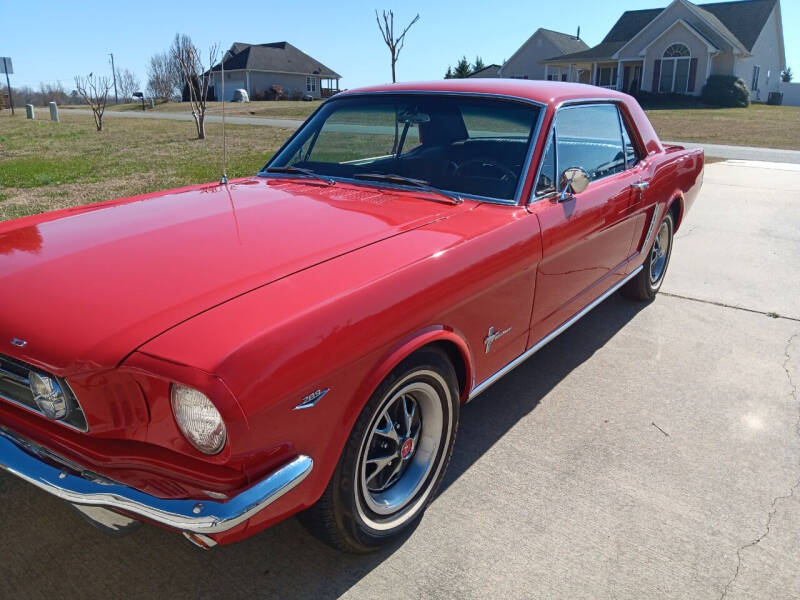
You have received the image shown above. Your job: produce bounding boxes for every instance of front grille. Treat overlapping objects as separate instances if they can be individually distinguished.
[0,354,88,431]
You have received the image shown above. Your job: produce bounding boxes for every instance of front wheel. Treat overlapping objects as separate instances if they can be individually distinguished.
[299,348,459,553]
[622,211,674,302]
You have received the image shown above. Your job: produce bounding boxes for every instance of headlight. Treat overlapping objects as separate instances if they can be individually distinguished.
[29,371,69,420]
[170,384,227,455]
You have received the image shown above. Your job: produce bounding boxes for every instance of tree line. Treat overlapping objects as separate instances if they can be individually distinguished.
[444,56,487,79]
[1,67,140,108]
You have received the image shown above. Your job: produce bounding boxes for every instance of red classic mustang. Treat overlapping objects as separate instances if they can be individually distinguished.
[0,80,702,552]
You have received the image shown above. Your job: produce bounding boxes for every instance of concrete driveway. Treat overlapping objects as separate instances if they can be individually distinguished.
[1,161,798,599]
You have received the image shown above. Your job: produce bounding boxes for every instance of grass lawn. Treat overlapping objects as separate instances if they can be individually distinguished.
[63,100,324,120]
[62,99,800,149]
[643,103,800,150]
[0,111,291,221]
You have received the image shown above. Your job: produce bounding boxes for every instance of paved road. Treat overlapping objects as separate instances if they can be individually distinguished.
[62,108,800,164]
[1,161,799,599]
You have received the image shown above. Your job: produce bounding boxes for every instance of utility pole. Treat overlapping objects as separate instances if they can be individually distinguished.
[109,52,119,104]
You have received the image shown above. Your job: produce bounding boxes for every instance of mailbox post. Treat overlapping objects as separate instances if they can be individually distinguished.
[133,91,145,111]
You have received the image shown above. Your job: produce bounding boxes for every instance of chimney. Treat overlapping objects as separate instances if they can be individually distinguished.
[576,26,581,40]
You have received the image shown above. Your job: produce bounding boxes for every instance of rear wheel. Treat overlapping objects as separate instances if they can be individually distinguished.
[299,348,459,553]
[622,211,674,302]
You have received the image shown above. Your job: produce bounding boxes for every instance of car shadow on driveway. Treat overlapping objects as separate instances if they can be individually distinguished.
[0,294,646,600]
[441,293,647,495]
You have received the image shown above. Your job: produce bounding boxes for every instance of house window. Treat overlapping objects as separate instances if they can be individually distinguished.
[659,43,691,93]
[596,66,619,88]
[306,76,317,93]
[751,66,760,91]
[664,43,690,58]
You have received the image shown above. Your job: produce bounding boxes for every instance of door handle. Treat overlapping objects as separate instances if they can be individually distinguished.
[631,181,650,191]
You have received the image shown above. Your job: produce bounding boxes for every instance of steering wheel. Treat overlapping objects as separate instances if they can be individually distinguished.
[453,158,517,182]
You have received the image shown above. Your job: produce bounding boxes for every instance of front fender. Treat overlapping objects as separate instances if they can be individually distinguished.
[354,325,476,407]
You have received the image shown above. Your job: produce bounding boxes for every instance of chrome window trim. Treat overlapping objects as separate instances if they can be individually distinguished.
[532,127,557,200]
[529,98,633,204]
[260,90,547,207]
[616,105,631,170]
[617,107,646,169]
[467,265,644,401]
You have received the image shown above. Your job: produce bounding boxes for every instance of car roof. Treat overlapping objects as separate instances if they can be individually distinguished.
[337,79,629,106]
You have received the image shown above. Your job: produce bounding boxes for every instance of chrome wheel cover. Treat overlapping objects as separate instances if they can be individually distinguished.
[355,371,451,531]
[649,221,670,284]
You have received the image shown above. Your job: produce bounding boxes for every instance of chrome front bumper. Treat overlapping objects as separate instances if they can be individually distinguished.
[0,427,312,536]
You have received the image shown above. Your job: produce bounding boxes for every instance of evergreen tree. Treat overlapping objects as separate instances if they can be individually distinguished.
[453,56,472,78]
[473,56,486,73]
[444,66,453,79]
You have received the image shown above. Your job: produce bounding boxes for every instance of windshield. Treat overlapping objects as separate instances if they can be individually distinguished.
[264,94,542,203]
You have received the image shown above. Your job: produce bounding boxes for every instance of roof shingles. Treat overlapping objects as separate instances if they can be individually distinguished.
[538,29,590,54]
[212,41,341,78]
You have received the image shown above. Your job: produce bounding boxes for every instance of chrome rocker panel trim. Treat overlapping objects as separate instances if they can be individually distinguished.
[0,427,313,535]
[468,265,644,401]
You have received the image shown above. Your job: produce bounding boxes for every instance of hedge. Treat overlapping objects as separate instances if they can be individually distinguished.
[701,75,750,107]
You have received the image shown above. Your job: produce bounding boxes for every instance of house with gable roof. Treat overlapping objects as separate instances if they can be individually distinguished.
[540,0,785,101]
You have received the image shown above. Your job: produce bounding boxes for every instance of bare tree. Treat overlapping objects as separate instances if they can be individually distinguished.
[172,37,219,139]
[74,73,112,131]
[37,81,69,105]
[146,51,177,99]
[375,10,420,83]
[115,68,140,102]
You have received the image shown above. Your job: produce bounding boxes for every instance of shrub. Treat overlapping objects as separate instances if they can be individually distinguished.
[701,75,750,107]
[270,85,285,101]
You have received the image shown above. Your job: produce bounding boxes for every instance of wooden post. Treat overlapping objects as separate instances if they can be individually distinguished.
[3,57,14,115]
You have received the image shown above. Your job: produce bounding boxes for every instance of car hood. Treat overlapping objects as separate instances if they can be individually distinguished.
[0,177,465,374]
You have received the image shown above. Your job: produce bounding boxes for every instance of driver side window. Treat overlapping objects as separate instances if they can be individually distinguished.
[554,104,626,183]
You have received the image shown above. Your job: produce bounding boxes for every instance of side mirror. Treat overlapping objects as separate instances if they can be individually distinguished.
[557,167,590,202]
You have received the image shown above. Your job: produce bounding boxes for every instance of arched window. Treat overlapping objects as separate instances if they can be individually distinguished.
[659,43,692,93]
[663,43,690,58]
